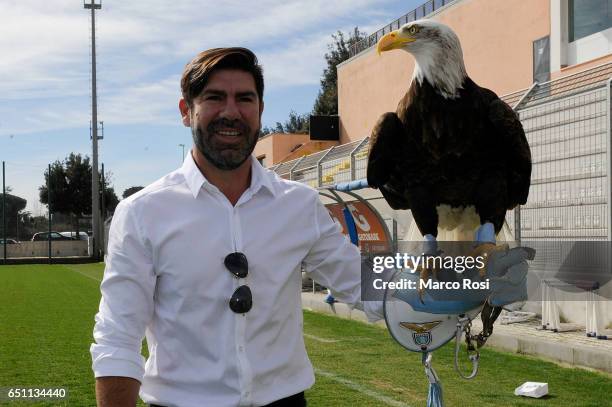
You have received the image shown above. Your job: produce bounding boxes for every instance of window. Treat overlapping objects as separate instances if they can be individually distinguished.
[533,36,550,84]
[569,0,612,42]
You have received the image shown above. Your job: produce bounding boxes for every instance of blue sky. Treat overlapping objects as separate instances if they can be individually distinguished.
[0,0,423,215]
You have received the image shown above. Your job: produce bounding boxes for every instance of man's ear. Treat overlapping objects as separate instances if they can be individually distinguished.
[259,100,264,118]
[179,98,191,127]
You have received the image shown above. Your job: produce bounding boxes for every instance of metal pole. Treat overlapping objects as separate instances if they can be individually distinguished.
[316,146,335,187]
[2,161,6,262]
[101,162,106,257]
[604,79,612,274]
[511,82,539,244]
[48,164,52,263]
[606,78,612,241]
[85,0,102,260]
[289,156,305,181]
[349,137,369,181]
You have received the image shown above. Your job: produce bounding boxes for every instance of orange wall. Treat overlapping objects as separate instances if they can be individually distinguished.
[337,0,550,143]
[254,133,311,165]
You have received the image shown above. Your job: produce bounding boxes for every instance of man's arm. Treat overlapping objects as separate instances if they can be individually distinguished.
[90,200,156,403]
[96,377,140,407]
[303,193,385,322]
[303,194,361,303]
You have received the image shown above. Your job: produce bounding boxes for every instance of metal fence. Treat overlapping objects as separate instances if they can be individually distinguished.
[269,62,612,245]
[0,158,116,262]
[349,0,456,58]
[506,63,612,242]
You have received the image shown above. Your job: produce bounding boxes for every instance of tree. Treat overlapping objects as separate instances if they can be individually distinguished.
[39,153,119,232]
[0,192,27,239]
[101,176,119,220]
[260,111,310,137]
[313,27,366,115]
[39,160,72,214]
[122,186,144,199]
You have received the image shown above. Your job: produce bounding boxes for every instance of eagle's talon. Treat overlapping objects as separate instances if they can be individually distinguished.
[415,263,439,303]
[471,243,509,276]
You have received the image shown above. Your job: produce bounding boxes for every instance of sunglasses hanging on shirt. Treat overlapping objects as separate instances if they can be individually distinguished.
[224,252,252,313]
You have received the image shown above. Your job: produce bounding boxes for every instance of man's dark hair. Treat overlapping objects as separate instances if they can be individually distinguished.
[181,47,264,107]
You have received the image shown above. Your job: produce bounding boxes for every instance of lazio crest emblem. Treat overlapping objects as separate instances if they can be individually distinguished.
[399,321,442,347]
[413,331,432,346]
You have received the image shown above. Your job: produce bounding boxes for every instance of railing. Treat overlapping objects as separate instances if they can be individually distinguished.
[349,0,456,58]
[501,63,612,109]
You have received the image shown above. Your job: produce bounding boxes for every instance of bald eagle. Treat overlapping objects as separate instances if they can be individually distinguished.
[367,19,532,342]
[367,20,531,249]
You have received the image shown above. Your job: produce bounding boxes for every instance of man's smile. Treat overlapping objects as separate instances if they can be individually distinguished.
[216,129,241,136]
[213,129,244,145]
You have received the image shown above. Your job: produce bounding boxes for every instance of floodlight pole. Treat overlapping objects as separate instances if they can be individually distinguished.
[101,162,106,224]
[2,161,6,262]
[179,144,185,163]
[48,163,52,263]
[85,0,102,260]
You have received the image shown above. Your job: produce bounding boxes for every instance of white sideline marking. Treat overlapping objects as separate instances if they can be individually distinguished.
[314,368,412,407]
[304,333,340,343]
[65,266,102,282]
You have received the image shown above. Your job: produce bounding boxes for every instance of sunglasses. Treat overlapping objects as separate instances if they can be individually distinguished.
[224,252,252,313]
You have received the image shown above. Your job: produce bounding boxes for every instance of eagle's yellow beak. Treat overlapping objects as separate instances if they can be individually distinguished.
[377,30,415,55]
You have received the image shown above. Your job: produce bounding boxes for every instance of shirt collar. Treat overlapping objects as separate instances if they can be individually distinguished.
[181,150,277,199]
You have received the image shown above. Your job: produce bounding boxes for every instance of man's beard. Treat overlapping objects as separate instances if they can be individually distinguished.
[192,118,259,170]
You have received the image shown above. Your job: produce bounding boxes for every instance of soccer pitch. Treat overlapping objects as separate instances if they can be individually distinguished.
[0,264,611,406]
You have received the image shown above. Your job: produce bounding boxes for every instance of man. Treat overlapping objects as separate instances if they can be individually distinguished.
[91,47,381,407]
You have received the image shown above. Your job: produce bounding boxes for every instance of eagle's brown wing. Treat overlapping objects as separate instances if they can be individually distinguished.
[367,112,413,210]
[488,98,532,207]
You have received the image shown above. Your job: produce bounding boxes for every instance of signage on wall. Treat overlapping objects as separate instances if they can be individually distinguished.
[325,201,391,253]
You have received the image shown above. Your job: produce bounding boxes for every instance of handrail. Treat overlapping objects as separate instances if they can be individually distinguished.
[349,0,456,58]
[512,82,540,110]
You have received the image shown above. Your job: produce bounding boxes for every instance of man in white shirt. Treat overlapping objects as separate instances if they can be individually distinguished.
[91,47,380,407]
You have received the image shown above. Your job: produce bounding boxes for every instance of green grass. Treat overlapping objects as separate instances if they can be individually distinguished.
[0,264,610,406]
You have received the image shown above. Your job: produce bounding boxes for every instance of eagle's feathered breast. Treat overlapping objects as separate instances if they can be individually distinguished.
[367,75,531,234]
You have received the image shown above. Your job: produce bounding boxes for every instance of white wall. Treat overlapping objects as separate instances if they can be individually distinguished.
[567,27,612,66]
[6,241,89,258]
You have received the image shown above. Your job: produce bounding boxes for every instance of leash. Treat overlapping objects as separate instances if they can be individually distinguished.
[454,315,480,380]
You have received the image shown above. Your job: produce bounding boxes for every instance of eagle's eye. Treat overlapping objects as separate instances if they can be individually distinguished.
[408,26,418,35]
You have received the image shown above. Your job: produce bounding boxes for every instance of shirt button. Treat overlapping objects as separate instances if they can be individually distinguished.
[238,346,244,352]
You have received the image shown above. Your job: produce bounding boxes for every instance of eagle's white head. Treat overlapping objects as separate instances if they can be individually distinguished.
[377,19,467,99]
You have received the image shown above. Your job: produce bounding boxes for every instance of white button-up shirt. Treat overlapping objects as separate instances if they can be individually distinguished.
[90,154,362,407]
